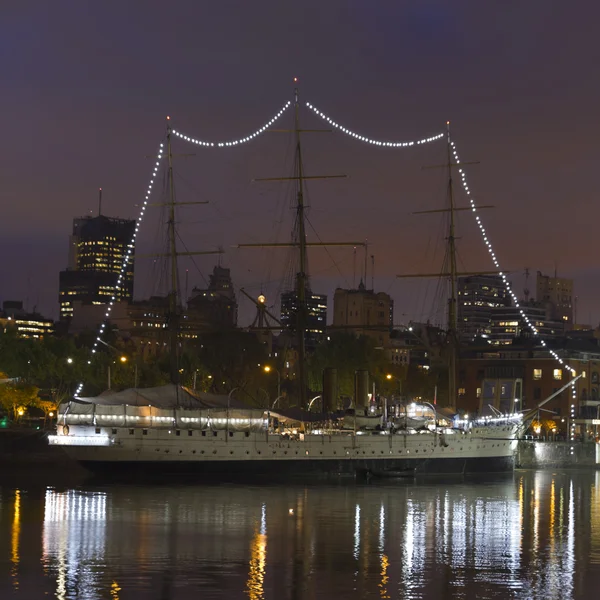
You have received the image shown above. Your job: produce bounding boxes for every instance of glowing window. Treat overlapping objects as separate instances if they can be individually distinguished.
[533,369,542,380]
[553,369,562,380]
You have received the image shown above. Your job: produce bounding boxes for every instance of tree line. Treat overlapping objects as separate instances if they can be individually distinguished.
[0,328,442,418]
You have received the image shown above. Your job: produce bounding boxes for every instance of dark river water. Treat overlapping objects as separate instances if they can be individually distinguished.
[1,470,599,599]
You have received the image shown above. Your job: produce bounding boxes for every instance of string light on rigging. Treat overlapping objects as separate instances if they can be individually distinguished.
[449,139,576,376]
[305,102,444,147]
[73,142,165,398]
[172,100,291,147]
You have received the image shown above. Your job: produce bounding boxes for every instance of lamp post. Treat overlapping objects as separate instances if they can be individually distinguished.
[263,365,281,399]
[97,339,136,388]
[227,387,239,440]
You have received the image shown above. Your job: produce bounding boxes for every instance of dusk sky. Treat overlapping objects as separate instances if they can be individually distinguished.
[2,2,599,327]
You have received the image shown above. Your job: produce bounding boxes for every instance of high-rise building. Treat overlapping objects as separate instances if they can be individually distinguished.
[59,215,135,320]
[331,281,393,347]
[187,265,238,330]
[457,275,508,342]
[280,289,327,348]
[536,271,573,325]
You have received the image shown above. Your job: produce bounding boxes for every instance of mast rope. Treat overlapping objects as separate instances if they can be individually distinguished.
[172,101,291,147]
[306,102,444,147]
[449,140,576,376]
[74,141,165,397]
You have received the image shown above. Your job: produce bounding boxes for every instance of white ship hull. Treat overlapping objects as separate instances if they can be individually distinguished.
[50,423,519,479]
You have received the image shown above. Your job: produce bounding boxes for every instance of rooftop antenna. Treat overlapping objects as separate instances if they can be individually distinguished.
[363,240,368,286]
[371,254,375,291]
[98,187,102,216]
[353,246,357,288]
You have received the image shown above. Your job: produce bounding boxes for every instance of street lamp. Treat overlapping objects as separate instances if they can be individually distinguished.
[66,357,73,364]
[264,365,281,398]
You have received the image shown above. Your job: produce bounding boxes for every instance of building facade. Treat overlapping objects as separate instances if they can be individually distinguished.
[280,290,327,348]
[536,271,574,325]
[457,275,508,342]
[458,341,600,422]
[331,282,393,347]
[490,303,564,345]
[59,215,135,320]
[187,266,238,330]
[0,301,54,339]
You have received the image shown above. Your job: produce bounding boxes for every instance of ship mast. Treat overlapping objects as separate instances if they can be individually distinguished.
[396,122,497,407]
[446,121,458,409]
[293,87,309,409]
[166,117,180,385]
[237,84,361,409]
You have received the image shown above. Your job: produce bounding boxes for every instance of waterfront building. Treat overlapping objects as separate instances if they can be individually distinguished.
[459,339,600,423]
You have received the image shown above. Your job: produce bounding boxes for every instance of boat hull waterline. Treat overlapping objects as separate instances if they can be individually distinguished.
[50,425,518,479]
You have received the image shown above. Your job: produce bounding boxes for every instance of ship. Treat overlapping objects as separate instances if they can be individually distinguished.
[49,91,522,478]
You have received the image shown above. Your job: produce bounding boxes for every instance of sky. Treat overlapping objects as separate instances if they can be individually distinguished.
[2,1,599,327]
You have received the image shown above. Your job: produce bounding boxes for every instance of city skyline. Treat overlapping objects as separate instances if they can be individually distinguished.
[2,2,599,326]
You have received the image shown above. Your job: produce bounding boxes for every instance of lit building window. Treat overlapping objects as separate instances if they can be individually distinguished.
[553,369,562,380]
[476,387,481,398]
[533,369,542,380]
[458,388,466,396]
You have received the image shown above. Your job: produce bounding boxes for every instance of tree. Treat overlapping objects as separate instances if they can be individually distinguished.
[192,331,269,405]
[307,333,390,397]
[0,382,39,421]
[35,398,58,427]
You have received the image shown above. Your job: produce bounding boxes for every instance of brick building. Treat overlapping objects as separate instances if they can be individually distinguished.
[458,340,600,423]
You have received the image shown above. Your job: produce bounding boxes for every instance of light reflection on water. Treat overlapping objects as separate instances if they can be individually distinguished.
[0,471,600,598]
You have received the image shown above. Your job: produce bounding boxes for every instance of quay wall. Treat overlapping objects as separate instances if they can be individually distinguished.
[516,440,600,469]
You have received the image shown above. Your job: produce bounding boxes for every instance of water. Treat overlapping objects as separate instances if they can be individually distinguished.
[1,471,600,599]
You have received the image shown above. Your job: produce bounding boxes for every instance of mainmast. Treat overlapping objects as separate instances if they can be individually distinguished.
[446,121,458,409]
[237,83,360,409]
[293,87,309,409]
[166,117,180,385]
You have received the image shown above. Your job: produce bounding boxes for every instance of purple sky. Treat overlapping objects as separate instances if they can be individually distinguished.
[2,1,599,326]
